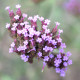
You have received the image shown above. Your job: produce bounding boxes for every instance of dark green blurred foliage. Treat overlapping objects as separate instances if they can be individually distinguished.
[0,0,80,80]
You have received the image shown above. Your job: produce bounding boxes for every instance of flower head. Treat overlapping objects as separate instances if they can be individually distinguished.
[55,22,60,26]
[36,38,42,43]
[11,42,15,47]
[16,4,21,8]
[14,15,19,20]
[38,52,42,57]
[9,48,13,53]
[6,4,72,77]
[5,6,10,10]
[6,23,10,28]
[22,13,27,18]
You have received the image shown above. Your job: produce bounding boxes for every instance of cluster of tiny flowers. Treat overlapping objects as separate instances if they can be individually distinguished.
[65,0,80,15]
[5,4,72,77]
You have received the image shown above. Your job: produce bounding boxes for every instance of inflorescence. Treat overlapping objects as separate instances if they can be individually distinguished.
[5,4,72,77]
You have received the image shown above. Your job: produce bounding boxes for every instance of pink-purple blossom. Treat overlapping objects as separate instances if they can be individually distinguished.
[43,46,49,52]
[66,51,72,57]
[63,56,68,61]
[6,23,10,28]
[16,4,21,9]
[14,15,20,20]
[6,4,72,77]
[9,48,13,53]
[23,40,28,45]
[38,52,42,57]
[63,62,68,66]
[11,42,15,47]
[55,68,60,73]
[43,56,49,61]
[36,38,42,43]
[5,6,10,10]
[49,54,54,59]
[68,60,72,65]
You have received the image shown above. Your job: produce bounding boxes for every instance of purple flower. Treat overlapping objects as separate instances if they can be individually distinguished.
[24,58,28,62]
[57,54,61,58]
[54,59,62,67]
[55,22,60,26]
[22,45,27,50]
[28,28,35,37]
[36,38,42,43]
[48,47,53,52]
[25,25,31,29]
[23,32,28,37]
[23,40,28,45]
[49,54,54,59]
[60,69,65,77]
[63,62,68,66]
[47,36,52,42]
[63,56,68,61]
[20,23,24,26]
[32,47,36,51]
[54,63,59,67]
[57,38,62,43]
[51,40,57,45]
[41,34,46,40]
[63,67,67,71]
[9,48,13,53]
[11,27,16,31]
[14,15,20,20]
[6,23,10,28]
[12,23,18,27]
[20,54,29,62]
[17,46,22,51]
[68,60,72,65]
[45,36,52,41]
[5,6,10,10]
[42,25,48,30]
[17,45,27,51]
[17,30,22,34]
[20,54,26,60]
[38,52,42,57]
[58,29,63,34]
[54,59,62,64]
[44,19,50,25]
[16,4,21,8]
[35,31,41,36]
[24,21,29,25]
[43,46,49,52]
[33,17,37,22]
[59,48,64,53]
[28,16,33,20]
[61,43,66,48]
[55,68,60,73]
[43,56,49,61]
[39,16,44,21]
[66,52,72,57]
[45,29,50,34]
[22,13,27,18]
[11,42,15,47]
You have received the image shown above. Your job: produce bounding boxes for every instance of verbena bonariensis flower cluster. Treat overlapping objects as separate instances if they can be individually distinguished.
[65,0,80,15]
[5,4,72,77]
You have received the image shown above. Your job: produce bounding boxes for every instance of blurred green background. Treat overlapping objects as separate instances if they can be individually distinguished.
[0,0,80,80]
